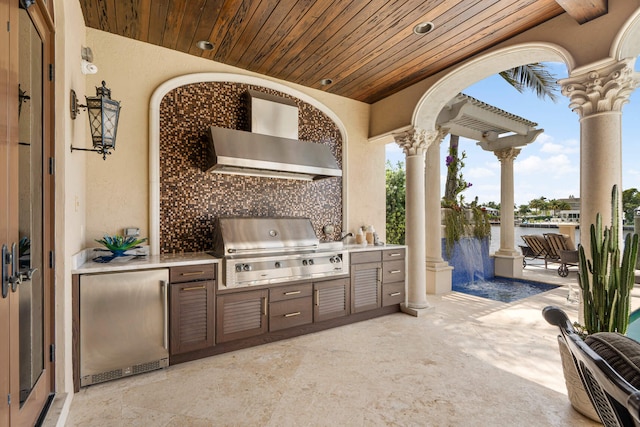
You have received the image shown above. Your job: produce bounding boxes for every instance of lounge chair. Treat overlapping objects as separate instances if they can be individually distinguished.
[521,234,555,268]
[544,233,578,277]
[543,306,640,426]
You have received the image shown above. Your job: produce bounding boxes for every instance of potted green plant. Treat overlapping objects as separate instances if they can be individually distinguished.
[557,184,639,421]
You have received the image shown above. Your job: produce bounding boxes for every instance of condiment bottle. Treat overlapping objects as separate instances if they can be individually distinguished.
[355,228,364,244]
[365,225,375,245]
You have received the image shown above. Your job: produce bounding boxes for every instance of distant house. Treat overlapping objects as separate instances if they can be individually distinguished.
[558,196,580,222]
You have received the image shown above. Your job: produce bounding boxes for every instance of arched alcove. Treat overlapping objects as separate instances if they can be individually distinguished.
[412,43,574,130]
[148,73,348,255]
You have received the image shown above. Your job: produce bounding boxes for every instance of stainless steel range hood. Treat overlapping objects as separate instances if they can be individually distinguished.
[205,126,342,181]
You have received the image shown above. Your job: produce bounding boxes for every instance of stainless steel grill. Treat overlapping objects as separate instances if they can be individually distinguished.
[213,217,349,289]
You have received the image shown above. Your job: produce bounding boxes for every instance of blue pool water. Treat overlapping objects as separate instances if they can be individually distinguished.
[452,277,560,303]
[628,309,640,340]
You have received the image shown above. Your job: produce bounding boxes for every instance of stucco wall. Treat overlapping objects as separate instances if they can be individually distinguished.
[54,0,87,401]
[83,29,377,245]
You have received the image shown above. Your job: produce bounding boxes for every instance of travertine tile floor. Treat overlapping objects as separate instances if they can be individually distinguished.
[57,266,637,426]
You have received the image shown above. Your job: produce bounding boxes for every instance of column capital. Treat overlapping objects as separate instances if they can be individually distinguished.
[494,147,521,162]
[394,127,448,156]
[560,58,640,118]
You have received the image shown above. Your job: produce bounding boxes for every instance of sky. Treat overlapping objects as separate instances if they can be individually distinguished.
[385,62,640,207]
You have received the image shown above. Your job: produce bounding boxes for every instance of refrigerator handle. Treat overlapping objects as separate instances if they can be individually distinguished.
[161,280,168,350]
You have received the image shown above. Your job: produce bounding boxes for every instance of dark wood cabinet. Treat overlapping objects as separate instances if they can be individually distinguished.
[269,283,313,331]
[382,249,406,306]
[314,278,350,322]
[166,247,404,366]
[169,265,216,355]
[216,289,268,343]
[350,251,382,313]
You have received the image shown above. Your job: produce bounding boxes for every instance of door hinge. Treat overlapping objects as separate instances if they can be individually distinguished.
[7,21,9,32]
[49,157,55,175]
[48,64,54,82]
[50,344,55,362]
[49,251,54,268]
[7,394,10,406]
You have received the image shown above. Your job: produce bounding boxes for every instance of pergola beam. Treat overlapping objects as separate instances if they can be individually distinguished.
[555,0,608,25]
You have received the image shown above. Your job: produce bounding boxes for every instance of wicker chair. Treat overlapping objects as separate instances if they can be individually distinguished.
[543,306,640,426]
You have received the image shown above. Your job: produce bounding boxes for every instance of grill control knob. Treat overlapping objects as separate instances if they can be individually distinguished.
[235,264,243,272]
[330,256,341,264]
[274,262,281,268]
[243,264,252,271]
[302,260,308,266]
[308,259,314,265]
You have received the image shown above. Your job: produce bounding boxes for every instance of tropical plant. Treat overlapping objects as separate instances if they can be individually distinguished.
[499,63,559,101]
[443,135,471,204]
[577,185,639,335]
[622,187,640,225]
[385,161,406,245]
[442,205,466,257]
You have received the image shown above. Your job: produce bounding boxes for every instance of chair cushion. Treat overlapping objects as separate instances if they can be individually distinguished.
[585,332,640,389]
[562,234,576,251]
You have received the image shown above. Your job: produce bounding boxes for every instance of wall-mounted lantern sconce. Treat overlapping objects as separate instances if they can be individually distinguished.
[70,81,121,160]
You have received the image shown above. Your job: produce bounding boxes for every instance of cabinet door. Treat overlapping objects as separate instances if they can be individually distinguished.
[351,262,381,313]
[170,280,215,355]
[216,289,268,344]
[314,278,350,322]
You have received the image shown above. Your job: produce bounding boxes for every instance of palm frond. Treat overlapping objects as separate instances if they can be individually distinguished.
[499,63,559,102]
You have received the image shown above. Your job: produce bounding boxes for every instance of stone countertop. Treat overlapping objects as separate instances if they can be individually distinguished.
[72,251,218,275]
[343,243,406,252]
[72,244,406,275]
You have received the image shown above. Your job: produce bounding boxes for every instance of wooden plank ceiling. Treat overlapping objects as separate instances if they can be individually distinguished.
[78,0,576,104]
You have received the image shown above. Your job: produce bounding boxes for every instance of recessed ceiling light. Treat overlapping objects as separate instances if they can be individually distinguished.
[196,40,215,51]
[320,78,333,86]
[413,22,435,35]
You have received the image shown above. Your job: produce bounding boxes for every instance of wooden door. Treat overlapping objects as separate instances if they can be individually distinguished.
[0,0,15,424]
[1,1,55,425]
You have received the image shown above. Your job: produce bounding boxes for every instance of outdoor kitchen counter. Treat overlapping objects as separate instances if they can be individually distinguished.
[71,251,218,274]
[344,243,406,252]
[72,245,405,274]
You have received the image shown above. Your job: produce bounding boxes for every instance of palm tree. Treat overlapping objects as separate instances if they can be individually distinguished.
[529,196,549,215]
[499,63,559,102]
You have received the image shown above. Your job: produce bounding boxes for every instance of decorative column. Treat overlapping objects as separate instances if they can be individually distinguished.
[425,129,453,293]
[493,147,523,278]
[560,59,640,256]
[394,127,431,316]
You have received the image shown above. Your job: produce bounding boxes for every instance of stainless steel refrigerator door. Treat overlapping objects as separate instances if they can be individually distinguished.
[80,268,169,384]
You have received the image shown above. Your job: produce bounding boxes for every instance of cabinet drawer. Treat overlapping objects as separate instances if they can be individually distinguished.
[170,264,216,283]
[382,260,405,283]
[270,283,313,302]
[383,248,405,261]
[350,250,381,264]
[269,297,313,331]
[382,282,405,306]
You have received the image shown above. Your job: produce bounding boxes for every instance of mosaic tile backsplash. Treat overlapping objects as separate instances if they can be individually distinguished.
[159,82,343,253]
